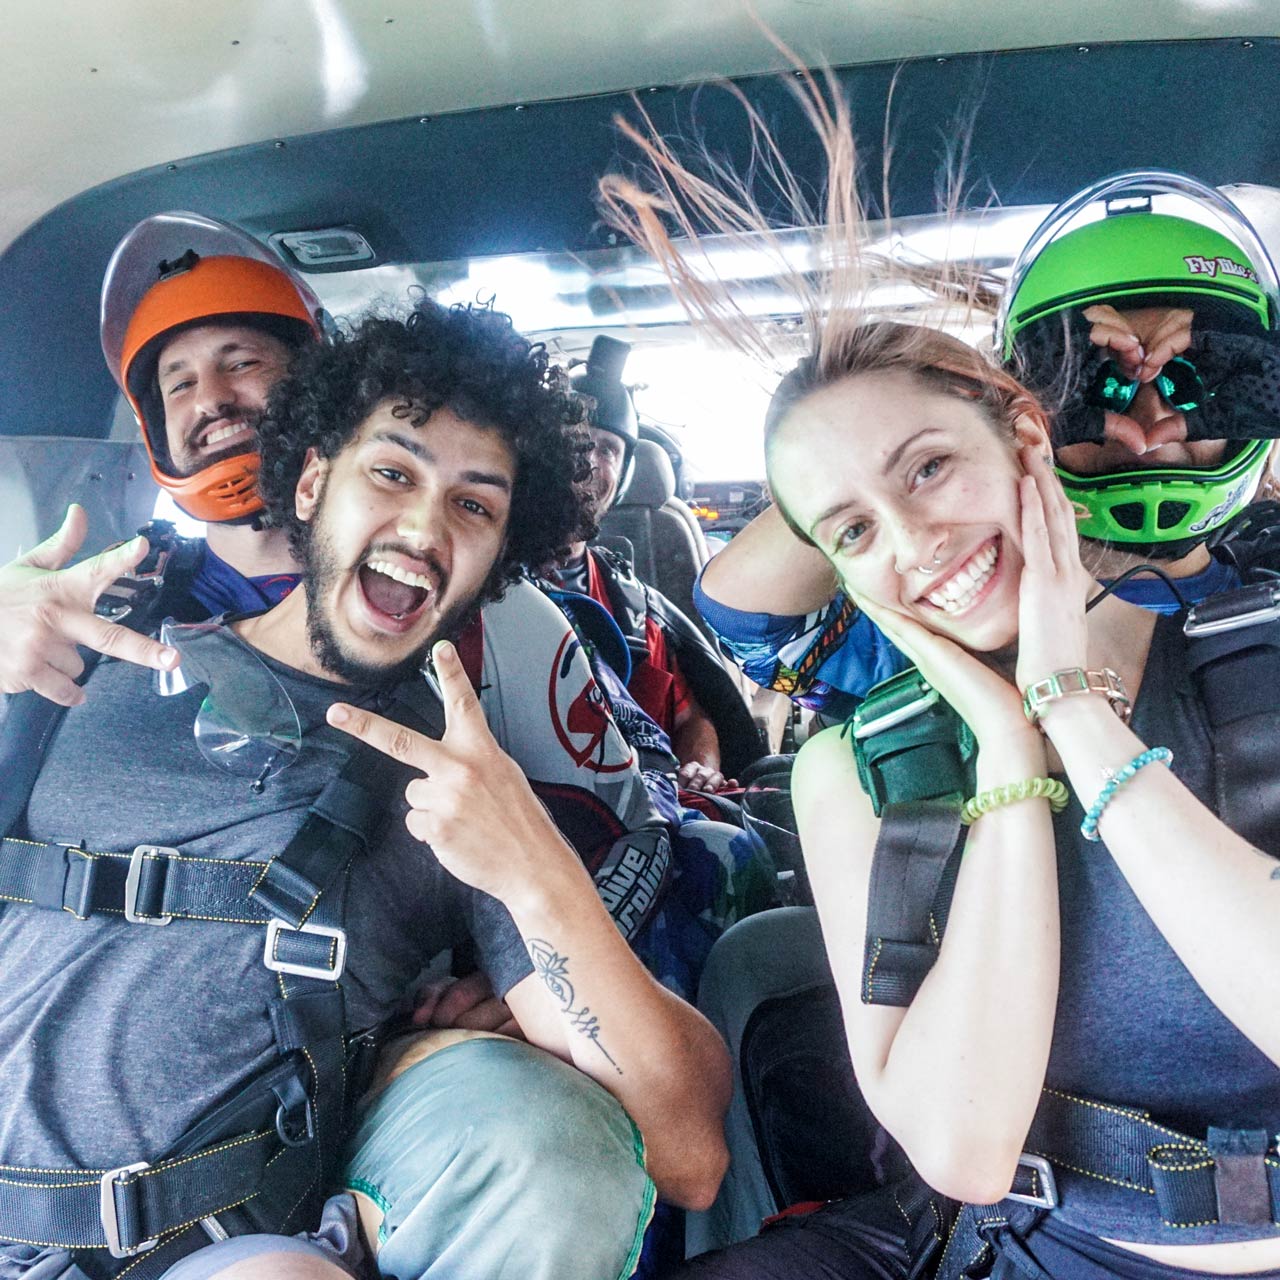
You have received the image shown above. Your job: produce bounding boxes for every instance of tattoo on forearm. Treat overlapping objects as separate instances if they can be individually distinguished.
[528,939,623,1074]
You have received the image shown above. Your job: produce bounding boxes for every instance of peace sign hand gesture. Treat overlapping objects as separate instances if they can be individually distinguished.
[0,505,179,706]
[327,639,575,905]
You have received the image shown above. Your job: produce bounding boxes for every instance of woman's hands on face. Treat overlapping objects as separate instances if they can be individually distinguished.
[851,447,1090,748]
[853,591,1025,748]
[1013,446,1093,696]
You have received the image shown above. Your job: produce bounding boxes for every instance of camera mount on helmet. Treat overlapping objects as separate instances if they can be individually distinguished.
[571,335,640,500]
[101,212,326,525]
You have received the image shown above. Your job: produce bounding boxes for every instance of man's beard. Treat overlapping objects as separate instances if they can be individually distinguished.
[299,488,477,689]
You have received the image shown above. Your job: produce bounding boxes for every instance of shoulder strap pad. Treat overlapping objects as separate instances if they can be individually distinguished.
[848,668,977,817]
[849,668,975,1007]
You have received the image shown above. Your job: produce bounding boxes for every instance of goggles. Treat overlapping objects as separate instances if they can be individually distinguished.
[1085,356,1211,416]
[156,619,301,789]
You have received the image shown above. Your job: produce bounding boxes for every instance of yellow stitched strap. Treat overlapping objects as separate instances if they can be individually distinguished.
[960,777,1070,827]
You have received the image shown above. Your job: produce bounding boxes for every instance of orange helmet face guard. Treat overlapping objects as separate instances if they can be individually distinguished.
[117,255,321,524]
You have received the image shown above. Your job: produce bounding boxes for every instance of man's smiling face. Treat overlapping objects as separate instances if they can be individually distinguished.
[295,398,516,685]
[155,322,293,476]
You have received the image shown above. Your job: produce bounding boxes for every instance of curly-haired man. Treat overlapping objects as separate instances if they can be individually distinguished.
[0,302,730,1279]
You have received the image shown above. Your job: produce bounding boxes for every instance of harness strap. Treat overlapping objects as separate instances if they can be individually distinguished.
[1023,1088,1280,1228]
[1185,618,1280,855]
[861,801,964,1007]
[0,1130,277,1254]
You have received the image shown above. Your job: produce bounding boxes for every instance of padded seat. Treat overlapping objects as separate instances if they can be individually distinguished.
[598,439,711,639]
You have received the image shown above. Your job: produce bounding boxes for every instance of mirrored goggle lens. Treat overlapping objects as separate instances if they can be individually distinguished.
[1153,356,1208,413]
[1086,357,1209,415]
[157,619,301,783]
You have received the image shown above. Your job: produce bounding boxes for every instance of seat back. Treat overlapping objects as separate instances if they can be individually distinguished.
[0,437,157,564]
[598,439,710,637]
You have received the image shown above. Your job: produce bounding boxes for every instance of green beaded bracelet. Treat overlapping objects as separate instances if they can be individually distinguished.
[1080,747,1173,842]
[960,777,1070,826]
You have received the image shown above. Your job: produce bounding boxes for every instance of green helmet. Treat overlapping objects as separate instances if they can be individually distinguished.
[1000,171,1279,555]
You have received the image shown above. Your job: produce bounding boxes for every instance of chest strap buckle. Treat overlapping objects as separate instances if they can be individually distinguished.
[264,918,348,981]
[124,846,177,925]
[100,1161,157,1258]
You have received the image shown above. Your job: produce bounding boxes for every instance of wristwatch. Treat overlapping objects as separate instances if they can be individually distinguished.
[1022,667,1131,725]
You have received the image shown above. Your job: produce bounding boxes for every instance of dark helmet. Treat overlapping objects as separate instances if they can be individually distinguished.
[571,335,640,497]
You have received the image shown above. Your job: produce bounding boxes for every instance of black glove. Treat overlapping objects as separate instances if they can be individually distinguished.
[1007,317,1110,448]
[1184,327,1280,441]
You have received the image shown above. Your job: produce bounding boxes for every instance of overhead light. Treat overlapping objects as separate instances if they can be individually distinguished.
[270,228,376,269]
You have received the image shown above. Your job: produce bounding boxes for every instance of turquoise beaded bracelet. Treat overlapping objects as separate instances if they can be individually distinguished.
[1080,747,1173,842]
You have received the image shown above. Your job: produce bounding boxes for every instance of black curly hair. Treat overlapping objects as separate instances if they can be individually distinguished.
[257,301,591,603]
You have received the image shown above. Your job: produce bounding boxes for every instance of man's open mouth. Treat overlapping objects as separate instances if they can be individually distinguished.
[201,422,254,450]
[357,558,436,626]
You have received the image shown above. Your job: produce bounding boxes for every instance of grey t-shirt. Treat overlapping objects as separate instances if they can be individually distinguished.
[0,640,531,1183]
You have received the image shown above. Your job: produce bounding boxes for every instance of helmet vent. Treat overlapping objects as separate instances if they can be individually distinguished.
[1157,500,1193,530]
[1110,503,1146,532]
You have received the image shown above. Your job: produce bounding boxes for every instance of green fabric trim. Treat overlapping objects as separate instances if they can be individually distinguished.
[618,1115,658,1280]
[346,1176,394,1245]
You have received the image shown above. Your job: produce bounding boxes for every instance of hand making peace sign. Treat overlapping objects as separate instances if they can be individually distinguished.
[327,639,576,905]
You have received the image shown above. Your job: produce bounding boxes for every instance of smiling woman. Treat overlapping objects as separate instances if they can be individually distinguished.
[598,57,1280,1280]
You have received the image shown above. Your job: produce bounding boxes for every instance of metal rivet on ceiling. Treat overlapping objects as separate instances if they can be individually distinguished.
[167,164,178,171]
[1242,39,1255,48]
[385,16,394,22]
[419,116,431,124]
[231,39,240,45]
[89,66,98,73]
[514,103,526,111]
[935,56,947,64]
[274,140,287,149]
[1077,45,1090,53]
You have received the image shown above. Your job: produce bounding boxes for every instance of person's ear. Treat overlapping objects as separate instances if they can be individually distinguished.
[295,448,328,524]
[1012,412,1052,456]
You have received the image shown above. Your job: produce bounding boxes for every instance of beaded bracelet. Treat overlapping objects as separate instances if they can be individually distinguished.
[1080,747,1173,842]
[960,777,1071,826]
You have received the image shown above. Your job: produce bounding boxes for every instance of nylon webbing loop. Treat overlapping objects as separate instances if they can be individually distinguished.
[862,800,964,1006]
[251,745,388,928]
[0,1130,276,1253]
[1024,1089,1280,1228]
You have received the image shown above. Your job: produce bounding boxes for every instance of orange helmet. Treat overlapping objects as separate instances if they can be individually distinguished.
[101,213,324,523]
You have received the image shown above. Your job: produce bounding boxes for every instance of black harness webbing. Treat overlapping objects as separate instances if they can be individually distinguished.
[1185,619,1280,855]
[0,593,446,1264]
[861,801,963,1006]
[934,1092,1280,1279]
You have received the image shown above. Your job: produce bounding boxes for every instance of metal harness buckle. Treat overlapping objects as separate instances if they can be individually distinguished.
[100,1161,157,1258]
[263,918,348,981]
[1006,1153,1059,1209]
[852,684,940,740]
[124,846,176,925]
[94,543,173,623]
[1184,581,1280,637]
